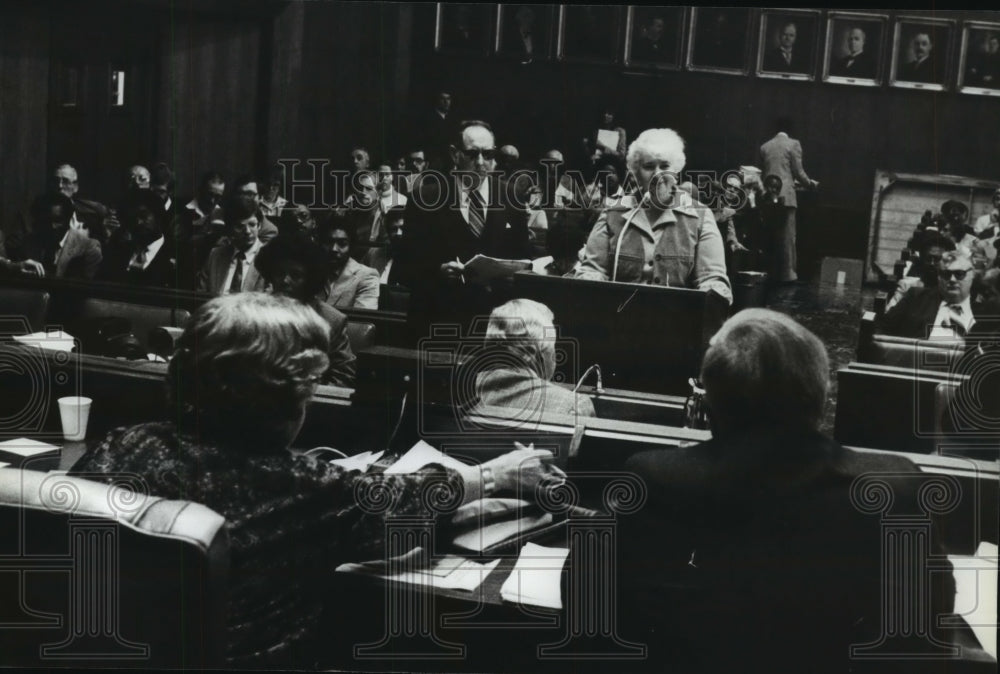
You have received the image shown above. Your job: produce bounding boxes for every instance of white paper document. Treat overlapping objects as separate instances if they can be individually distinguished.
[596,129,620,153]
[12,330,76,352]
[336,549,500,593]
[328,450,385,472]
[499,542,569,609]
[384,440,467,474]
[462,254,531,285]
[452,512,554,553]
[949,541,998,658]
[0,438,61,457]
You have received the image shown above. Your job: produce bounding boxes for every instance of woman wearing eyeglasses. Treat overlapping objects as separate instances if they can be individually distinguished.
[575,128,732,304]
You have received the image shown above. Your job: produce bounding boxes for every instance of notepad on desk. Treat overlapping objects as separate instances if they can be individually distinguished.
[0,438,61,467]
[12,330,76,352]
[500,542,569,610]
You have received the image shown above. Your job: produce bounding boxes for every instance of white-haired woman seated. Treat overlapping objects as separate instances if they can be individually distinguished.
[71,293,558,667]
[617,309,954,670]
[473,299,595,419]
[575,128,732,304]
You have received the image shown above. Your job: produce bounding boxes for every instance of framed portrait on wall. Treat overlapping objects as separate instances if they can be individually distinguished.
[756,9,820,81]
[890,17,955,91]
[434,3,492,56]
[495,4,556,64]
[957,21,1000,97]
[557,5,622,64]
[822,12,887,86]
[623,6,685,70]
[686,7,753,75]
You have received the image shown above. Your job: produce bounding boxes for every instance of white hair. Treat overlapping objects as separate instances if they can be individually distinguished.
[485,299,557,381]
[626,128,686,176]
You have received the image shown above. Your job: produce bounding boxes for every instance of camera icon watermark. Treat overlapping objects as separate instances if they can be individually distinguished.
[417,317,581,439]
[0,317,82,440]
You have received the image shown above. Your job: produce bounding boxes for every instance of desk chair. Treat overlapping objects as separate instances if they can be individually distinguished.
[345,320,376,353]
[0,287,50,332]
[0,469,228,668]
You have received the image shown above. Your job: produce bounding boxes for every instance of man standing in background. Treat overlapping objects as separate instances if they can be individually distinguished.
[759,118,819,284]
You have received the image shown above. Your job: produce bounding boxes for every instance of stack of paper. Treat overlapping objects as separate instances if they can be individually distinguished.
[328,449,385,472]
[499,542,569,609]
[949,541,998,658]
[462,255,531,285]
[336,548,500,592]
[452,512,554,553]
[384,440,467,474]
[0,438,61,467]
[12,330,76,352]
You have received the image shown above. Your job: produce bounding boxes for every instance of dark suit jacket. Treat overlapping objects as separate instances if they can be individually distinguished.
[98,237,176,289]
[899,56,940,84]
[21,228,102,280]
[398,175,531,338]
[309,300,356,388]
[762,46,805,73]
[618,430,956,672]
[880,286,949,339]
[831,49,876,78]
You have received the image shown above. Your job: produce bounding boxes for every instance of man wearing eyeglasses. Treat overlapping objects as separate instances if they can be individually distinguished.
[881,248,980,341]
[399,120,531,338]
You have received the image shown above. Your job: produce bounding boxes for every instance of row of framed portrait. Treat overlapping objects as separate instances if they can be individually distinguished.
[434,5,1000,96]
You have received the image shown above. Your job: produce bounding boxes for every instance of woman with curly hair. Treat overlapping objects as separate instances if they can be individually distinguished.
[71,293,559,668]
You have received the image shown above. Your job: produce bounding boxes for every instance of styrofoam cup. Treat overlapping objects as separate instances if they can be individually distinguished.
[58,396,92,442]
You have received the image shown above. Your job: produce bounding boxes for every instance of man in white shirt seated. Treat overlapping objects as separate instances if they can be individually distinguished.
[973,188,999,266]
[880,247,979,342]
[198,200,267,296]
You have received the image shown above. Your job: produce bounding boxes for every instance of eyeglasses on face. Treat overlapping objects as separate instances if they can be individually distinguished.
[940,269,972,281]
[458,148,496,161]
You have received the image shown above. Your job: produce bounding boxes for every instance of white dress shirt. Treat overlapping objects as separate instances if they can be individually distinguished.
[127,236,165,270]
[929,296,975,340]
[221,238,262,294]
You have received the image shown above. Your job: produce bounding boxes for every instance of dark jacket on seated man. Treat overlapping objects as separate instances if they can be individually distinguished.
[619,430,956,671]
[619,309,955,672]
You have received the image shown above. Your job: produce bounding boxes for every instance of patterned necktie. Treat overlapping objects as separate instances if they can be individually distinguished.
[947,304,967,337]
[129,249,147,272]
[467,188,486,238]
[230,251,245,293]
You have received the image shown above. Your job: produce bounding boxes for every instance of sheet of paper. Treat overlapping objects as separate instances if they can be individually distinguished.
[450,498,532,527]
[500,542,569,610]
[452,513,554,553]
[12,330,76,352]
[0,462,10,469]
[329,450,385,472]
[949,541,998,658]
[384,440,467,474]
[0,438,61,457]
[462,254,531,285]
[336,552,500,592]
[596,129,619,153]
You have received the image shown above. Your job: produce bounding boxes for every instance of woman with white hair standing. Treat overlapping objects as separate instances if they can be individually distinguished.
[473,298,596,420]
[575,128,732,304]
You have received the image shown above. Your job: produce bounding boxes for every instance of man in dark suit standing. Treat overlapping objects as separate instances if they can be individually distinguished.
[830,26,877,79]
[762,21,804,73]
[399,120,531,341]
[881,248,979,342]
[618,309,956,671]
[759,118,819,283]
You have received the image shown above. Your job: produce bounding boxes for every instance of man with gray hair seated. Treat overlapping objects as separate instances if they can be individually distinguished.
[575,128,732,304]
[618,309,954,670]
[472,299,595,420]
